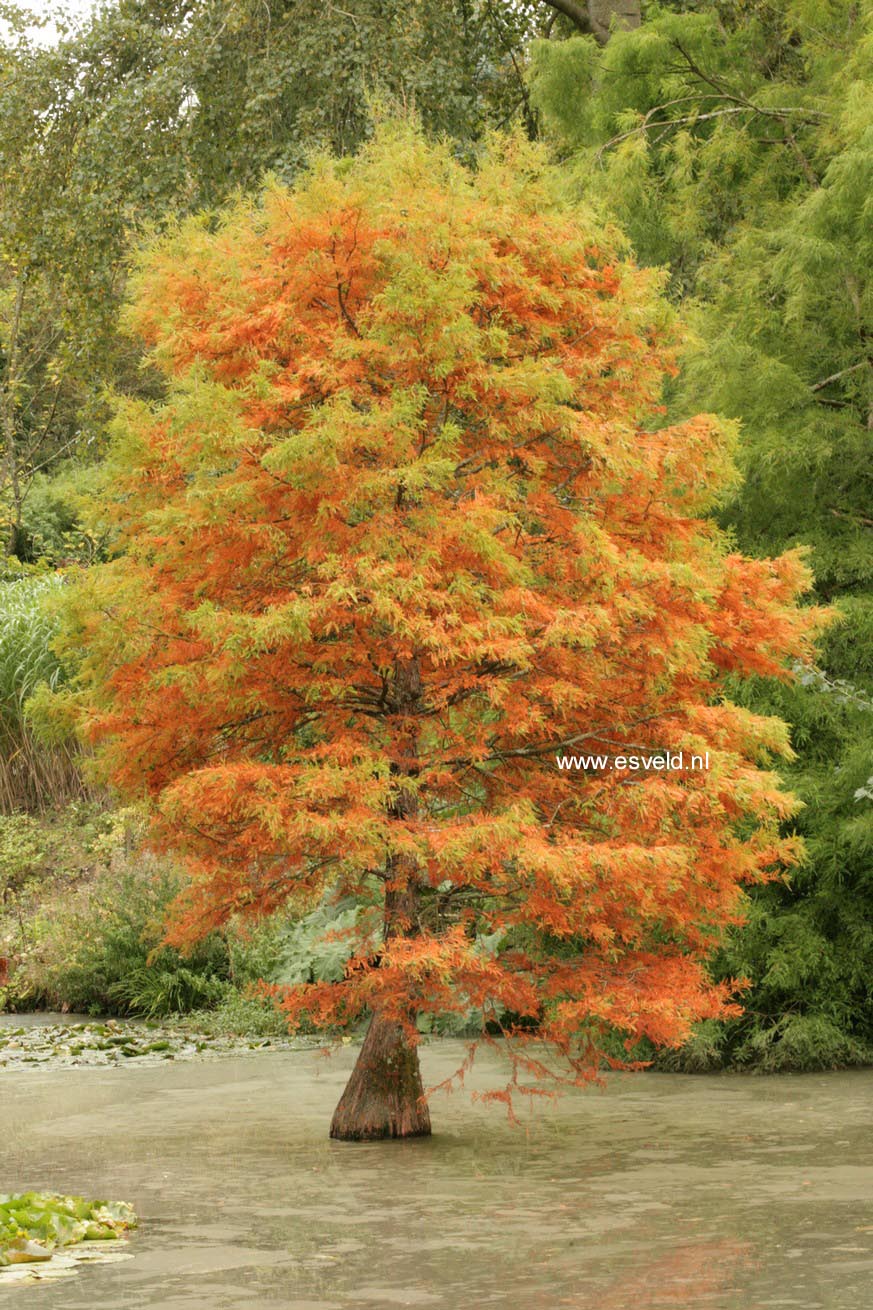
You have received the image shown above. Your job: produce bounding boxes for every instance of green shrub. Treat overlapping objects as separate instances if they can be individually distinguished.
[651,1021,730,1074]
[189,989,292,1038]
[271,897,366,986]
[4,807,443,1031]
[15,856,231,1017]
[1,805,360,1025]
[106,961,228,1019]
[0,813,47,898]
[14,463,107,568]
[684,669,873,1073]
[1,803,230,1017]
[732,1014,873,1074]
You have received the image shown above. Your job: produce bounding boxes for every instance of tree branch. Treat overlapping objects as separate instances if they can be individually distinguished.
[595,101,824,162]
[811,360,868,391]
[539,1,594,36]
[829,507,873,529]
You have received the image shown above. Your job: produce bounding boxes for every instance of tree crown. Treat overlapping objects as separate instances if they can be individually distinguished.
[68,123,822,1098]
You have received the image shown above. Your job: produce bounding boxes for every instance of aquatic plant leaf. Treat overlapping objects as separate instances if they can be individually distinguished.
[0,1193,137,1278]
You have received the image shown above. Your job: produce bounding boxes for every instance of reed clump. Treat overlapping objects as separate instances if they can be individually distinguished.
[0,575,85,814]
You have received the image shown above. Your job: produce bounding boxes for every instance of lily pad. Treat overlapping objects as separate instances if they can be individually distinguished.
[0,1018,307,1069]
[0,1193,137,1276]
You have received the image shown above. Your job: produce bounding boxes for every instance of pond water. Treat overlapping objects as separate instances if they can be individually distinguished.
[0,1012,96,1028]
[2,1039,871,1308]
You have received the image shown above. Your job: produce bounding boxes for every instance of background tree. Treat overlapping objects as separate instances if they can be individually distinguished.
[66,124,818,1137]
[0,2,187,561]
[529,0,873,1066]
[0,0,549,559]
[0,0,644,559]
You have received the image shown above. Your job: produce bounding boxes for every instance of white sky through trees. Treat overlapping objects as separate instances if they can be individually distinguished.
[13,0,100,44]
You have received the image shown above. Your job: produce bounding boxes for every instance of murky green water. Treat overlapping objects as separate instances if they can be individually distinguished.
[0,1013,95,1028]
[2,1037,871,1308]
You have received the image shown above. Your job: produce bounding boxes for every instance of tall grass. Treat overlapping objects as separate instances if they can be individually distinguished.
[0,575,86,813]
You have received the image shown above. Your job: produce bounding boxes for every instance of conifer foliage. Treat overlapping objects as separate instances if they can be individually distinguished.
[74,125,820,1137]
[529,0,873,1067]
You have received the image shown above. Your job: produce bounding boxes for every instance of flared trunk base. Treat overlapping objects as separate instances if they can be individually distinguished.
[330,1012,431,1141]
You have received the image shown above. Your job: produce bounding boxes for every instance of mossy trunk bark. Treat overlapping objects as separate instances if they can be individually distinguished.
[329,1009,431,1141]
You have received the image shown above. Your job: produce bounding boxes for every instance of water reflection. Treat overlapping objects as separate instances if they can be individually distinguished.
[583,1240,754,1309]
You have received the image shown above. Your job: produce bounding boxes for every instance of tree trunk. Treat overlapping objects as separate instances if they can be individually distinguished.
[330,881,431,1141]
[329,1009,431,1141]
[330,655,431,1141]
[1,277,25,559]
[541,0,641,41]
[587,0,640,43]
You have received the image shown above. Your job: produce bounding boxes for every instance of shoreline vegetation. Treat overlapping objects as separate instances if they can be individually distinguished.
[2,1013,871,1078]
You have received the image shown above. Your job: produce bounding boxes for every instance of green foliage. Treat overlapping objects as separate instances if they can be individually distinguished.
[272,899,368,987]
[731,1015,872,1073]
[0,812,45,895]
[652,1020,730,1074]
[530,1,873,596]
[192,990,293,1039]
[0,0,544,556]
[138,0,539,190]
[530,0,873,1069]
[0,801,226,1015]
[648,659,873,1071]
[0,575,82,811]
[0,576,65,708]
[18,857,231,1017]
[0,11,134,558]
[694,670,873,1068]
[105,960,228,1020]
[14,462,108,566]
[0,1193,136,1270]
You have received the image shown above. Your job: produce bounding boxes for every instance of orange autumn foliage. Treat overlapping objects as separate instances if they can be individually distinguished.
[72,123,822,1102]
